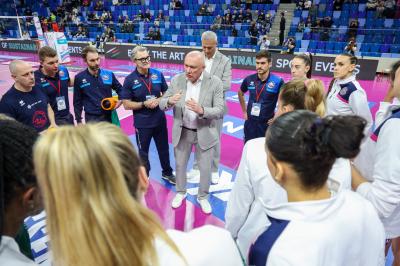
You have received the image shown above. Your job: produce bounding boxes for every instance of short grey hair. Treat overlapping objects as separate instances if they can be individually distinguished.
[130,46,148,60]
[9,60,26,75]
[185,51,205,66]
[201,31,218,43]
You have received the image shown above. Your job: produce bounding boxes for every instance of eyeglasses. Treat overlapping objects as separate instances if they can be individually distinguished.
[135,56,151,63]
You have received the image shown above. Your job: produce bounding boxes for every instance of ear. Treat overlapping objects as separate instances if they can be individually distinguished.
[273,161,285,184]
[138,166,149,193]
[21,186,37,212]
[305,65,310,73]
[349,63,356,73]
[283,104,294,113]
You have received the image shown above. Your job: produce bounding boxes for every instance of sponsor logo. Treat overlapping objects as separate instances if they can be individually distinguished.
[102,75,109,81]
[134,79,139,85]
[19,100,25,107]
[249,81,254,86]
[151,74,158,80]
[268,81,275,88]
[340,87,348,96]
[32,110,47,128]
[82,79,87,83]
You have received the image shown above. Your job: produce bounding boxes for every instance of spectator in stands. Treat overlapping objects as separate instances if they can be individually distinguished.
[155,10,165,21]
[366,0,378,10]
[258,35,270,51]
[118,15,124,23]
[334,0,343,10]
[309,4,318,20]
[304,0,312,10]
[297,0,304,10]
[245,8,253,23]
[344,38,357,56]
[281,37,296,54]
[383,0,396,18]
[348,19,359,38]
[74,26,87,38]
[0,22,5,36]
[323,16,333,28]
[112,0,120,5]
[175,0,183,9]
[231,27,238,37]
[82,0,90,6]
[197,2,209,16]
[256,10,265,23]
[297,19,305,32]
[231,0,242,9]
[237,9,245,22]
[249,21,259,46]
[223,12,233,27]
[375,0,385,18]
[144,8,152,22]
[121,19,134,33]
[312,19,322,33]
[94,0,104,11]
[279,12,286,46]
[21,31,30,40]
[211,15,222,30]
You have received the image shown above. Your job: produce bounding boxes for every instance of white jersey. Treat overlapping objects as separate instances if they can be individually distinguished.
[354,103,400,239]
[156,225,243,266]
[326,75,373,136]
[242,190,386,266]
[225,137,351,240]
[0,236,38,266]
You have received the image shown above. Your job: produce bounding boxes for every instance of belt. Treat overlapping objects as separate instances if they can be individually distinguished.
[182,126,197,132]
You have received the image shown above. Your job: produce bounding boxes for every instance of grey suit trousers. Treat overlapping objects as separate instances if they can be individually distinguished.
[192,117,223,173]
[175,128,213,198]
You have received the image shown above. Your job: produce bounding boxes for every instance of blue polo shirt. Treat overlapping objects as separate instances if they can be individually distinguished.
[121,68,168,128]
[0,85,50,132]
[34,65,71,119]
[240,73,284,121]
[73,68,122,123]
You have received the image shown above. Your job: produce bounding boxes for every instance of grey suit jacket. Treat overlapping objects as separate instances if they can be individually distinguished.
[159,71,224,150]
[208,50,232,93]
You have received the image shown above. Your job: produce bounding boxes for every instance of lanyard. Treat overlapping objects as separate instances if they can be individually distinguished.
[47,79,61,96]
[255,80,267,102]
[140,77,152,95]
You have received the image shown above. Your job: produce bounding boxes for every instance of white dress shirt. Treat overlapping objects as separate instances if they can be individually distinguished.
[183,73,203,129]
[205,52,216,74]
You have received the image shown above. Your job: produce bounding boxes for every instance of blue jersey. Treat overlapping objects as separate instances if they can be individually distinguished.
[0,85,50,132]
[121,68,168,128]
[34,65,71,118]
[240,73,284,121]
[73,68,122,123]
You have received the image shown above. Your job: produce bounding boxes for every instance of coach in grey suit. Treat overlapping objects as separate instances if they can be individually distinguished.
[159,51,224,214]
[187,31,232,184]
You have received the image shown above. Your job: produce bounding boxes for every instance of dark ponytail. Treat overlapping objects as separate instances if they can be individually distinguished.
[0,118,38,243]
[266,110,366,190]
[390,60,400,82]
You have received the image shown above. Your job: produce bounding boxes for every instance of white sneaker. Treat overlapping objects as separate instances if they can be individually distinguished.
[187,169,200,181]
[211,172,220,184]
[197,198,212,214]
[171,193,186,209]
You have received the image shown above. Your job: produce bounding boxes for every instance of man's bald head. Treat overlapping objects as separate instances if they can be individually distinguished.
[9,60,30,75]
[184,51,205,83]
[9,60,35,91]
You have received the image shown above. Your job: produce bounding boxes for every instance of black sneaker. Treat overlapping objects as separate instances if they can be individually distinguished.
[162,173,176,185]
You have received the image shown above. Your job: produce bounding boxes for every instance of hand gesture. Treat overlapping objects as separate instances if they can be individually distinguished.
[168,90,183,105]
[186,98,204,115]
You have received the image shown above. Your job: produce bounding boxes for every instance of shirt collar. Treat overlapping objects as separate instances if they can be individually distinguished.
[134,67,151,78]
[86,68,101,77]
[187,72,204,85]
[39,66,59,80]
[337,74,356,84]
[205,50,217,60]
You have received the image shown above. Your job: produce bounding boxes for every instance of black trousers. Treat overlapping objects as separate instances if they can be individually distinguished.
[135,117,173,176]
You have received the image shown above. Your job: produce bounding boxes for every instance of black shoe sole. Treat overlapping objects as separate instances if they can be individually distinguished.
[162,176,176,185]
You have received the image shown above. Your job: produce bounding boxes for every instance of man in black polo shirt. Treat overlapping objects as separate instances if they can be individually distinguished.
[0,60,56,132]
[73,46,122,123]
[121,46,175,184]
[35,46,74,125]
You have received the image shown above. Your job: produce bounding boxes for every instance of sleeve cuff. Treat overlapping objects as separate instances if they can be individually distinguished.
[356,182,372,197]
